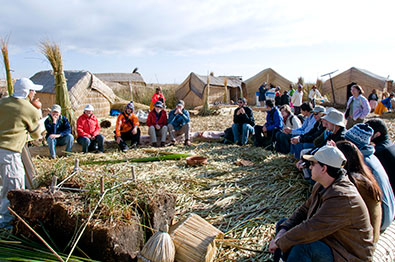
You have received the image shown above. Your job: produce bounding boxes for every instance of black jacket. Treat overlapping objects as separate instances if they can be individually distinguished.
[300,121,325,143]
[374,139,395,189]
[233,106,255,127]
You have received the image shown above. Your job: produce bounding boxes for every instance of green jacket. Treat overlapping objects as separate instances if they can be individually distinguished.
[0,96,42,153]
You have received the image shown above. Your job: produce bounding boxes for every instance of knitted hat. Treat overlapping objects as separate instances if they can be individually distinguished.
[125,101,134,111]
[345,123,374,148]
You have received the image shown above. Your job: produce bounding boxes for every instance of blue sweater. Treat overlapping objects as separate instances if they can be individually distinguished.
[168,109,190,131]
[265,107,283,131]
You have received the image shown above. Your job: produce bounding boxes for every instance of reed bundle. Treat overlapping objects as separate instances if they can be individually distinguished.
[0,36,13,96]
[138,226,175,262]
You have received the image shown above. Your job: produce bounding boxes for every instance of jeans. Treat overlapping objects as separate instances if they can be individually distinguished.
[46,134,74,159]
[232,123,254,145]
[291,142,315,159]
[274,218,333,262]
[77,134,105,153]
[149,126,168,143]
[276,132,292,154]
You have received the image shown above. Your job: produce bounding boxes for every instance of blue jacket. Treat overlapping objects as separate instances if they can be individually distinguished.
[168,108,190,131]
[381,97,393,109]
[44,114,72,139]
[291,113,316,136]
[360,144,395,232]
[265,107,283,131]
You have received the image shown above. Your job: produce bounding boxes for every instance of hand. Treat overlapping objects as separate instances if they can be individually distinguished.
[30,98,42,109]
[132,127,138,135]
[268,240,279,253]
[283,127,291,134]
[49,134,60,139]
[262,126,267,132]
[239,108,245,114]
[116,137,122,144]
[155,124,160,130]
[52,114,59,123]
[290,136,300,145]
[326,140,336,147]
[175,108,182,114]
[91,136,96,140]
[296,160,304,170]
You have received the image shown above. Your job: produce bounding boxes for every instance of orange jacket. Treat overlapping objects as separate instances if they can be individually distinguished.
[115,112,139,137]
[150,93,166,110]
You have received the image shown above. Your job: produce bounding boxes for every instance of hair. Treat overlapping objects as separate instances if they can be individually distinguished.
[352,84,364,95]
[266,100,274,108]
[280,104,292,115]
[156,86,162,91]
[336,141,382,200]
[300,102,313,112]
[390,93,395,97]
[317,161,345,179]
[238,97,247,104]
[366,119,388,137]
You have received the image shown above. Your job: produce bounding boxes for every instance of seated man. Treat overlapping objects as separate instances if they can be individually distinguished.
[290,106,326,159]
[269,145,374,262]
[168,100,191,146]
[275,105,302,154]
[277,102,316,154]
[44,104,74,159]
[76,104,105,153]
[232,97,255,146]
[366,119,395,189]
[147,101,168,147]
[254,100,283,148]
[115,101,140,152]
[314,109,346,149]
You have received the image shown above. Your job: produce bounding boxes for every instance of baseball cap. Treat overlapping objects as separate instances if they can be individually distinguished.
[154,101,163,108]
[12,78,43,99]
[84,104,94,111]
[303,145,346,169]
[176,100,185,107]
[51,104,62,113]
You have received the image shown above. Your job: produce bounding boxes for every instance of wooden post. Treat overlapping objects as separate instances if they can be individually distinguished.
[100,176,105,194]
[50,176,58,193]
[131,166,136,182]
[73,158,79,173]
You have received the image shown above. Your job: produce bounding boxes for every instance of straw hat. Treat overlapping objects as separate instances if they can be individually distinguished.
[303,145,346,169]
[321,109,345,127]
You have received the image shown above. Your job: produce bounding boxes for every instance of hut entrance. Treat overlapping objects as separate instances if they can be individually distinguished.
[346,82,357,104]
[229,87,241,103]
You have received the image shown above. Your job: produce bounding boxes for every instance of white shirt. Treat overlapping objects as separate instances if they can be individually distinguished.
[291,90,303,107]
[309,89,322,100]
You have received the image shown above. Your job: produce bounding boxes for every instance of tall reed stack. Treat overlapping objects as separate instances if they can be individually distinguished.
[1,36,13,96]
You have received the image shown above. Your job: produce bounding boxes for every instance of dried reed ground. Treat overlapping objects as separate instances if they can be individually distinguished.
[32,111,395,261]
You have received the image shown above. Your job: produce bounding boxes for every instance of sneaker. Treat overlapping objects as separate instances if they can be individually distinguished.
[160,142,166,147]
[169,140,176,146]
[131,142,138,148]
[184,139,191,146]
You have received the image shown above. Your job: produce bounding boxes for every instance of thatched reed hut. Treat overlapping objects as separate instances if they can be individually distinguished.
[322,67,393,106]
[0,79,8,97]
[95,72,146,100]
[242,68,293,105]
[175,72,244,108]
[30,70,118,118]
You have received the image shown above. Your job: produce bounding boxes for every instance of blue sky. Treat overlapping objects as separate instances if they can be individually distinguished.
[1,0,394,84]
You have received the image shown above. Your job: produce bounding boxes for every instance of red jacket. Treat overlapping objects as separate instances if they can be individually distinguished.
[146,110,167,127]
[77,113,100,138]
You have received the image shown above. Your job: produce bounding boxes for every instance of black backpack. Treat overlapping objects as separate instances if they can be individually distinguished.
[289,114,304,127]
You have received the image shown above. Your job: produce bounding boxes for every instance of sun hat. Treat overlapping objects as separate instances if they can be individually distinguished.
[345,123,374,148]
[12,78,43,99]
[125,101,134,111]
[51,104,61,113]
[321,109,345,127]
[313,105,325,114]
[154,101,163,108]
[84,104,94,111]
[303,145,346,169]
[176,100,185,107]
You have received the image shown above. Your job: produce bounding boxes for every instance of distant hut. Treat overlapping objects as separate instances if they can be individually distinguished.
[322,67,393,106]
[30,70,118,118]
[95,72,146,100]
[242,68,293,105]
[175,72,244,108]
[0,79,8,97]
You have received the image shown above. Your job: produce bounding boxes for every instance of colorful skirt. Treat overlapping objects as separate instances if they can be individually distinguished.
[374,102,388,115]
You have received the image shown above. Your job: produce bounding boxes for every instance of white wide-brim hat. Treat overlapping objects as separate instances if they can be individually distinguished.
[321,109,345,127]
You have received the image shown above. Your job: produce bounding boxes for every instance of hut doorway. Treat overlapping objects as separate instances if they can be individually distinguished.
[346,82,357,103]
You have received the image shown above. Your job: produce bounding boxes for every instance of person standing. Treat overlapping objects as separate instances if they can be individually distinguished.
[344,84,370,129]
[76,104,105,153]
[168,100,191,146]
[308,85,323,108]
[147,101,168,147]
[44,104,74,159]
[368,89,379,112]
[0,78,43,229]
[232,97,255,146]
[150,86,166,111]
[291,84,303,115]
[115,101,141,152]
[258,82,268,107]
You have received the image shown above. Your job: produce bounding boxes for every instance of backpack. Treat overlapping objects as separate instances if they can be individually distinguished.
[289,114,304,127]
[223,127,234,143]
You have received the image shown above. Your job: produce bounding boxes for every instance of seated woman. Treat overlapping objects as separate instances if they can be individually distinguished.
[274,104,302,154]
[76,104,105,153]
[115,102,141,152]
[146,101,168,147]
[336,140,382,243]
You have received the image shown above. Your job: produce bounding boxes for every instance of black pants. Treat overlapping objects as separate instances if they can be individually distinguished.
[254,126,278,148]
[116,128,141,150]
[294,106,301,115]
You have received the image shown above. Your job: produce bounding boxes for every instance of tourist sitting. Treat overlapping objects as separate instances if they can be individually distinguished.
[366,119,395,190]
[269,145,374,261]
[115,101,140,152]
[147,101,168,147]
[232,97,255,146]
[44,104,74,159]
[336,140,382,243]
[313,109,346,149]
[374,93,394,115]
[368,89,379,112]
[150,86,166,111]
[345,84,370,129]
[290,106,326,159]
[76,104,105,153]
[254,100,283,149]
[168,100,191,146]
[275,105,302,154]
[345,123,395,232]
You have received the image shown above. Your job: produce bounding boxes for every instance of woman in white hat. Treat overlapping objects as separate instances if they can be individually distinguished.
[76,104,105,153]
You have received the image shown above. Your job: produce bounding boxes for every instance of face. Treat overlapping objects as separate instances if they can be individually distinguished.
[84,110,93,116]
[154,106,162,113]
[325,121,336,131]
[301,109,309,117]
[51,111,60,118]
[351,86,360,97]
[156,89,161,94]
[313,112,322,121]
[176,104,184,111]
[281,109,289,119]
[125,108,132,114]
[238,100,245,107]
[310,161,324,182]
